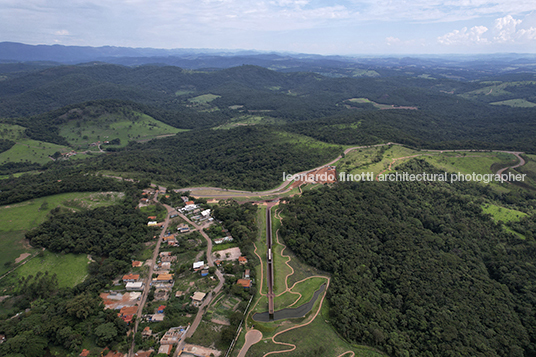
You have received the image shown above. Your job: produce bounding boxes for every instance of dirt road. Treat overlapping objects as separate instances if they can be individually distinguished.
[175,211,225,356]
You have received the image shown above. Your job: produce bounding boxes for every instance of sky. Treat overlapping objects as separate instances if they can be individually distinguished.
[1,0,536,55]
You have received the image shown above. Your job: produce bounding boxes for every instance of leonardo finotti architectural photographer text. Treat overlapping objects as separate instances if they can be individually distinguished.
[338,171,527,184]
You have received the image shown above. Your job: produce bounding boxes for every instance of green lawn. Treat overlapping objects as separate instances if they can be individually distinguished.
[16,251,89,288]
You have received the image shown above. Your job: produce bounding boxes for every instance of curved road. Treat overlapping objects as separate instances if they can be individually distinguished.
[178,143,527,199]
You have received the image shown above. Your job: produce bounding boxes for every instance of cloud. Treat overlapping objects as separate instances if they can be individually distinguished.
[55,30,69,36]
[493,15,536,42]
[438,15,536,46]
[437,25,489,45]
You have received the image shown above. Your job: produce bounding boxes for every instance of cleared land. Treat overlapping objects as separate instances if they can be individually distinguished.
[0,192,123,276]
[16,251,89,288]
[490,99,536,107]
[0,123,72,164]
[60,111,184,150]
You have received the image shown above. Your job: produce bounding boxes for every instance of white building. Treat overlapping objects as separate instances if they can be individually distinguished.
[126,282,144,291]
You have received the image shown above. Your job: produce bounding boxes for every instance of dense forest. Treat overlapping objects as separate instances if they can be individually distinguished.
[280,160,536,357]
[88,126,342,190]
[0,168,145,205]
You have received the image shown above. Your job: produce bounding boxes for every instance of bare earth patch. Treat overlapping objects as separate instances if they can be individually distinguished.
[14,253,31,264]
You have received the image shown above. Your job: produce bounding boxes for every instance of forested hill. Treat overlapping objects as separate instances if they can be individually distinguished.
[87,126,343,190]
[280,160,536,357]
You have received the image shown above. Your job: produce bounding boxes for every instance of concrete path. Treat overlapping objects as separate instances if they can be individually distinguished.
[238,329,262,357]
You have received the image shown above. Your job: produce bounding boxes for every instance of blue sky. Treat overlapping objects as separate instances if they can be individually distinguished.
[1,0,536,55]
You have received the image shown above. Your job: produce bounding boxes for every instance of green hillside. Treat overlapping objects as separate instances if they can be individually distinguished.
[59,108,186,150]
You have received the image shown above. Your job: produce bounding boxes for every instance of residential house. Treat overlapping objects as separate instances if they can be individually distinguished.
[160,327,187,345]
[140,198,149,204]
[161,255,177,263]
[237,279,252,288]
[122,274,139,283]
[79,349,90,357]
[156,273,173,283]
[104,351,124,357]
[149,314,164,322]
[215,260,222,267]
[142,326,152,337]
[147,221,158,226]
[158,344,172,355]
[132,261,142,268]
[238,256,247,265]
[201,209,211,217]
[157,305,166,313]
[159,262,171,270]
[193,261,204,271]
[214,236,234,244]
[134,351,154,357]
[191,292,206,307]
[244,269,250,279]
[148,216,157,220]
[200,269,209,277]
[126,282,144,291]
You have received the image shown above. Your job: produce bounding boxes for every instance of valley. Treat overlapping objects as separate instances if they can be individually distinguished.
[0,51,535,357]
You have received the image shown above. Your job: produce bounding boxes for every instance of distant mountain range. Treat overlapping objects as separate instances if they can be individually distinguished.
[1,42,536,75]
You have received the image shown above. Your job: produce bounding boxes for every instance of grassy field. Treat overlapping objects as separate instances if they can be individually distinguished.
[256,205,268,296]
[214,115,284,130]
[242,288,385,357]
[59,111,184,150]
[0,191,123,275]
[338,145,519,192]
[0,135,72,165]
[482,203,528,223]
[16,251,89,288]
[461,81,536,100]
[490,99,536,107]
[271,207,293,296]
[188,93,221,104]
[275,131,344,154]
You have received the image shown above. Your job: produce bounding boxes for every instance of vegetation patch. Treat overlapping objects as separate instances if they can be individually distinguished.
[490,99,536,107]
[188,93,221,104]
[16,250,89,288]
[482,203,527,223]
[0,137,71,165]
[59,110,184,150]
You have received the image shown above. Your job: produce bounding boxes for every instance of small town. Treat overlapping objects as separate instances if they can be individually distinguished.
[93,188,254,357]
